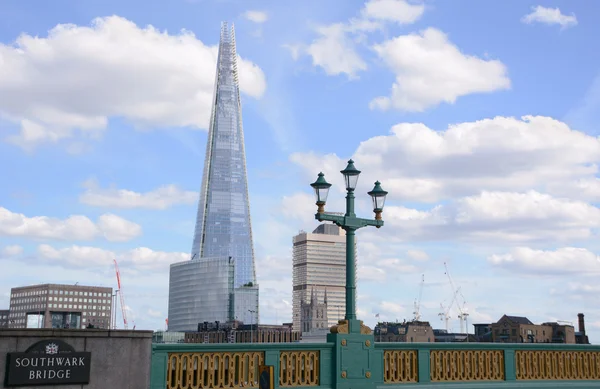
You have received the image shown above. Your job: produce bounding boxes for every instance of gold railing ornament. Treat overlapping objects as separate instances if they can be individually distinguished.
[167,351,263,389]
[383,350,418,383]
[279,350,320,387]
[430,350,504,382]
[516,350,600,380]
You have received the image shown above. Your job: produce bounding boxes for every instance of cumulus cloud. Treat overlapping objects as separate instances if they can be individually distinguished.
[305,24,368,78]
[522,6,577,29]
[370,28,510,111]
[0,16,266,149]
[80,180,198,209]
[489,247,600,275]
[0,207,141,242]
[243,10,268,24]
[384,190,600,242]
[288,0,424,78]
[36,244,188,271]
[290,116,600,203]
[360,0,425,25]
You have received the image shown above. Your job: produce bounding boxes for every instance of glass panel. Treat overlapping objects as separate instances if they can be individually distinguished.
[345,174,359,190]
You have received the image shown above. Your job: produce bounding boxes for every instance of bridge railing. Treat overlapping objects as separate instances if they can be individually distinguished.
[150,341,600,389]
[150,342,333,389]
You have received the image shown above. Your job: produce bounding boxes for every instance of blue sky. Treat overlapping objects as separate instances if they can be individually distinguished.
[1,0,600,339]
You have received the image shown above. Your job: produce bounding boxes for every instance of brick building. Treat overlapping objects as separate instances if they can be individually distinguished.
[490,315,575,343]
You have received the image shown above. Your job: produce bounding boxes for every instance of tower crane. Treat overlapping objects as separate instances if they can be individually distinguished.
[113,259,128,329]
[413,274,425,321]
[438,286,460,331]
[444,262,469,333]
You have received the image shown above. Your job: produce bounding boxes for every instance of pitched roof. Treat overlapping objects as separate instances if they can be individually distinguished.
[504,315,533,325]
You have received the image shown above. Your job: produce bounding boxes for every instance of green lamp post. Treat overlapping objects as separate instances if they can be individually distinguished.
[310,159,388,334]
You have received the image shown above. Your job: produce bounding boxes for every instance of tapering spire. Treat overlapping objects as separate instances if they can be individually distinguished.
[324,288,328,305]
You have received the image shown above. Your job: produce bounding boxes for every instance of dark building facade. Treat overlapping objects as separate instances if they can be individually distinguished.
[0,309,8,328]
[185,322,298,344]
[375,321,434,343]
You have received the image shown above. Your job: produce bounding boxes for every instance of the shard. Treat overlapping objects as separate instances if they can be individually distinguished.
[168,22,259,331]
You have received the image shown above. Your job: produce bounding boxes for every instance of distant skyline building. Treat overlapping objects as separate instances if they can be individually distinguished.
[168,22,258,331]
[292,224,355,331]
[7,283,112,329]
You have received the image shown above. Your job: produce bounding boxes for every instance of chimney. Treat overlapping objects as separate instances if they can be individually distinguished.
[578,313,586,334]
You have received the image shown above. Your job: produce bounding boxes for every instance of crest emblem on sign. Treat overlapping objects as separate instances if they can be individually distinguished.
[45,343,59,355]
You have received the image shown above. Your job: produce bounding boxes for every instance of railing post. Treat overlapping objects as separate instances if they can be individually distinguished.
[504,349,516,381]
[149,347,168,389]
[418,349,430,383]
[265,349,280,389]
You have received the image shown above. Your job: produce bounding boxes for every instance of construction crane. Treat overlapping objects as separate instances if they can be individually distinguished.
[438,286,460,331]
[444,262,469,333]
[113,259,128,329]
[412,274,425,321]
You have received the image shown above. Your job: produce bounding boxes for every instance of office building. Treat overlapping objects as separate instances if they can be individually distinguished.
[168,21,259,331]
[292,223,355,331]
[168,257,235,332]
[7,283,112,329]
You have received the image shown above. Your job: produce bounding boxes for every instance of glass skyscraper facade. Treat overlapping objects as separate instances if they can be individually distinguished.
[168,22,258,331]
[168,257,235,331]
[191,22,256,288]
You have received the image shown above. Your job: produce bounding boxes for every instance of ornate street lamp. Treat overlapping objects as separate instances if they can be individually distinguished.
[310,172,332,214]
[310,159,388,335]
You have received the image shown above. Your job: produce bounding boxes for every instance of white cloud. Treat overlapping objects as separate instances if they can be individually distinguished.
[288,0,424,78]
[243,10,268,24]
[383,190,600,242]
[97,214,142,242]
[0,207,141,242]
[361,0,425,25]
[291,116,600,203]
[35,244,188,271]
[522,6,577,29]
[38,244,114,267]
[0,16,266,149]
[380,301,405,314]
[489,247,600,275]
[1,245,23,257]
[305,24,367,78]
[80,180,197,209]
[371,28,510,111]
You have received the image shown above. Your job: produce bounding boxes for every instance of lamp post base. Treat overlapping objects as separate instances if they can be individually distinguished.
[330,319,373,335]
[327,330,383,389]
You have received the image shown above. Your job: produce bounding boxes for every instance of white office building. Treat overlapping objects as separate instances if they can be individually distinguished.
[292,224,356,331]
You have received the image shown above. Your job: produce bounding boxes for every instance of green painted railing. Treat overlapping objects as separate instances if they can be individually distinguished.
[150,339,600,389]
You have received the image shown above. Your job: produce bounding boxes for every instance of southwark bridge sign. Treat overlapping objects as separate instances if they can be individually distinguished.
[4,339,91,386]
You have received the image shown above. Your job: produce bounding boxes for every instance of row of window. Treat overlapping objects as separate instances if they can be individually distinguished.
[9,304,108,314]
[48,297,109,304]
[11,289,110,298]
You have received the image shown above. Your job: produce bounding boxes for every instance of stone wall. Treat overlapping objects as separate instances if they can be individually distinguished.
[1,328,152,389]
